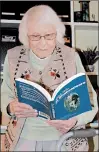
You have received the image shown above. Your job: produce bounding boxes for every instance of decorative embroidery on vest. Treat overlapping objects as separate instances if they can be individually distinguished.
[7,127,15,138]
[4,134,11,150]
[38,77,54,96]
[13,48,28,96]
[39,71,42,75]
[55,46,68,79]
[12,119,17,127]
[20,70,31,79]
[49,68,60,79]
[56,50,61,54]
[7,131,14,142]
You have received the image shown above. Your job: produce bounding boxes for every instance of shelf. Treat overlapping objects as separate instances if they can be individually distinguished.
[1,19,21,24]
[1,19,20,28]
[1,19,72,25]
[63,22,98,27]
[74,22,98,27]
[2,19,98,27]
[63,22,71,25]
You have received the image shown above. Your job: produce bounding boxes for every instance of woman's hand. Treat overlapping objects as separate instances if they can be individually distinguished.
[9,98,38,118]
[46,118,77,134]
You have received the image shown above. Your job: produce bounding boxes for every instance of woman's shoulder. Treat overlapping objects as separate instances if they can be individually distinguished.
[57,42,75,53]
[8,45,26,52]
[56,42,76,60]
[7,45,28,57]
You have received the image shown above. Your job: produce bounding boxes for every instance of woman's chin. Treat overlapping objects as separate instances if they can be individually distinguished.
[36,52,51,59]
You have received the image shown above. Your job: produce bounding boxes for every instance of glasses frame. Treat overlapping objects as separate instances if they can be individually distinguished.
[28,33,57,41]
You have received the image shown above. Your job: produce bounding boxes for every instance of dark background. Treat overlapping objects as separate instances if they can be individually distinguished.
[0,1,71,68]
[1,1,70,21]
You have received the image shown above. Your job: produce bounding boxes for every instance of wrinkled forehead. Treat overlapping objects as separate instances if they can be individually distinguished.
[27,21,56,35]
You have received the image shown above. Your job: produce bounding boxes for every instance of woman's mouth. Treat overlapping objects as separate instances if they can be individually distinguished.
[39,49,47,51]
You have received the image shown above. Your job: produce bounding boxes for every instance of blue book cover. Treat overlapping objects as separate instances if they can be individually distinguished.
[15,73,92,119]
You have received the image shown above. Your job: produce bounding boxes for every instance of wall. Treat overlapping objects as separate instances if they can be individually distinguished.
[75,26,98,74]
[75,26,98,50]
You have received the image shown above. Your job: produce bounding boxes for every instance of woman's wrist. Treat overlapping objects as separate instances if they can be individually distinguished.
[6,104,14,116]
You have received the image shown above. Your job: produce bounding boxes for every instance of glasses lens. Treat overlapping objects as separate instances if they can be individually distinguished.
[45,33,56,40]
[28,33,56,41]
[29,35,41,41]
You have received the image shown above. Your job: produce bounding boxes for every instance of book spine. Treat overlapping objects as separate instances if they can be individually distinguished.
[38,111,50,119]
[50,101,55,119]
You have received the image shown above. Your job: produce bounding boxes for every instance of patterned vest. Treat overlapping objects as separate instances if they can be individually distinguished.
[8,42,76,97]
[4,42,88,151]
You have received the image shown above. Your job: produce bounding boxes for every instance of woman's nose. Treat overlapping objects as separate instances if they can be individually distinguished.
[39,37,47,47]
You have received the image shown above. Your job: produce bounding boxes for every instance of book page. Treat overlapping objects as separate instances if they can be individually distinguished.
[53,73,92,120]
[16,78,51,101]
[15,78,51,119]
[52,73,85,100]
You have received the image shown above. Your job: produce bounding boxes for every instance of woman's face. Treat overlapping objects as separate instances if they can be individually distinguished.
[27,23,56,58]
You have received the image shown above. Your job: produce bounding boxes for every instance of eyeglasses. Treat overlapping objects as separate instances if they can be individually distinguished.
[28,33,57,41]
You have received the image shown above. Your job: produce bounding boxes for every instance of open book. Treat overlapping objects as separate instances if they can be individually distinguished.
[15,73,92,120]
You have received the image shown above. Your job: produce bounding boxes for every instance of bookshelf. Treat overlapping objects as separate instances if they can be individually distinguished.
[1,1,99,75]
[66,1,98,75]
[63,1,98,48]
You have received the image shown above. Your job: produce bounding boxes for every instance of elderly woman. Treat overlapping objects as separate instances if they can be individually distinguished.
[1,5,98,151]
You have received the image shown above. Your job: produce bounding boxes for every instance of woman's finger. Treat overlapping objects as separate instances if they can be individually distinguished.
[47,119,77,126]
[14,106,37,113]
[56,126,68,134]
[18,102,33,110]
[46,120,66,127]
[48,122,76,130]
[47,119,77,133]
[16,113,38,118]
[15,110,38,115]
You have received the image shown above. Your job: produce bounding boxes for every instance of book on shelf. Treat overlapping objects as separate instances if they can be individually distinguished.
[15,73,92,120]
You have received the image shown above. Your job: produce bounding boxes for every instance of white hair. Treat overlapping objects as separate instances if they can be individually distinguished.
[19,5,66,47]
